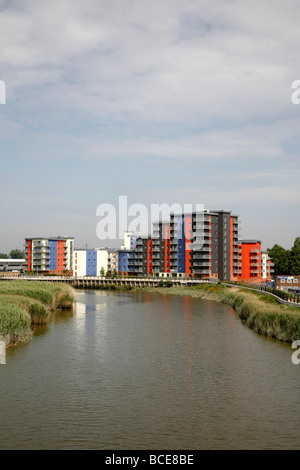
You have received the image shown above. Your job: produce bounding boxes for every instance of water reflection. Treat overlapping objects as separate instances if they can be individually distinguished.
[1,290,299,450]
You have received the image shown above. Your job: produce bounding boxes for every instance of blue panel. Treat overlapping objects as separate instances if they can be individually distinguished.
[86,250,97,276]
[49,240,57,271]
[118,251,130,272]
[177,216,185,273]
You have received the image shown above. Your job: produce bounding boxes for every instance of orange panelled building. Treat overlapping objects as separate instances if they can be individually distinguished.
[25,237,74,275]
[237,240,262,283]
[119,210,274,283]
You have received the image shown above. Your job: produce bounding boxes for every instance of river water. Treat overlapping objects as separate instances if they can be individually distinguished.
[0,289,299,450]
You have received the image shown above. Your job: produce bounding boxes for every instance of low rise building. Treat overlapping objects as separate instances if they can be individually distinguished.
[0,258,26,276]
[276,275,300,293]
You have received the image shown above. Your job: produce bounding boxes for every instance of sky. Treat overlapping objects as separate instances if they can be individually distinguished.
[0,0,299,253]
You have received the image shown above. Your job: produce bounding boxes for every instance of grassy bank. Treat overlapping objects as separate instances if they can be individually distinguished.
[138,283,300,343]
[0,281,75,347]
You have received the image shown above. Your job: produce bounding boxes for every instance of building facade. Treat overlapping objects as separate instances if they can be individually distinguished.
[261,252,274,282]
[276,275,300,293]
[237,240,262,283]
[25,237,74,275]
[125,209,240,281]
[73,248,117,277]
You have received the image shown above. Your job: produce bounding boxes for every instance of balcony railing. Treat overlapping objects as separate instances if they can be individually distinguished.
[193,262,211,267]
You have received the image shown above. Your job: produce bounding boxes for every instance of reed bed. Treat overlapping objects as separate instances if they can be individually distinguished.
[0,303,33,346]
[0,281,74,309]
[0,280,75,347]
[220,289,300,343]
[0,294,51,324]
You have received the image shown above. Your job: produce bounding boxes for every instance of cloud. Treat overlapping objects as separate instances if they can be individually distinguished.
[0,0,299,251]
[1,0,298,123]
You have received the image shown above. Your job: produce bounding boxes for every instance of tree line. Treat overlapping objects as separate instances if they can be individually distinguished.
[0,249,25,259]
[267,237,300,276]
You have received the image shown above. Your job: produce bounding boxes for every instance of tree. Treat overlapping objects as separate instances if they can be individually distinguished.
[100,266,105,277]
[267,244,291,275]
[0,253,8,259]
[290,237,300,275]
[9,249,25,259]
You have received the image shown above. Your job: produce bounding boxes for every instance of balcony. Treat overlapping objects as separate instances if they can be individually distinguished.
[134,268,144,273]
[193,246,210,252]
[192,254,210,260]
[193,268,210,274]
[193,262,211,267]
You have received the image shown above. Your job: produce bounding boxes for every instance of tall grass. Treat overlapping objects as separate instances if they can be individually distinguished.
[0,280,75,347]
[220,289,300,342]
[0,281,74,309]
[0,294,51,324]
[0,304,32,346]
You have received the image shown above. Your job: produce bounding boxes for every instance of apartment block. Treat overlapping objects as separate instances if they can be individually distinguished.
[237,240,262,283]
[25,237,74,275]
[73,248,117,277]
[125,209,240,281]
[128,236,153,277]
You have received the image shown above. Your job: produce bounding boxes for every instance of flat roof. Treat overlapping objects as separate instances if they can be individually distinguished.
[25,237,74,240]
[0,259,25,262]
[74,247,117,252]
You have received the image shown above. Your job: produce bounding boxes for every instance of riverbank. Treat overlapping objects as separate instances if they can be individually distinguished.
[0,280,75,347]
[137,283,300,343]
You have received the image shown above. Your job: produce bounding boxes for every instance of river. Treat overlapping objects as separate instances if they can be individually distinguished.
[0,289,299,450]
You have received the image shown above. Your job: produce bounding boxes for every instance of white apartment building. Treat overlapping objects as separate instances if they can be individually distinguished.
[73,248,117,277]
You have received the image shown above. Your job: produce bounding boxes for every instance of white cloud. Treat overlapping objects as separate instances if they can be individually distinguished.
[0,0,299,251]
[0,0,299,124]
